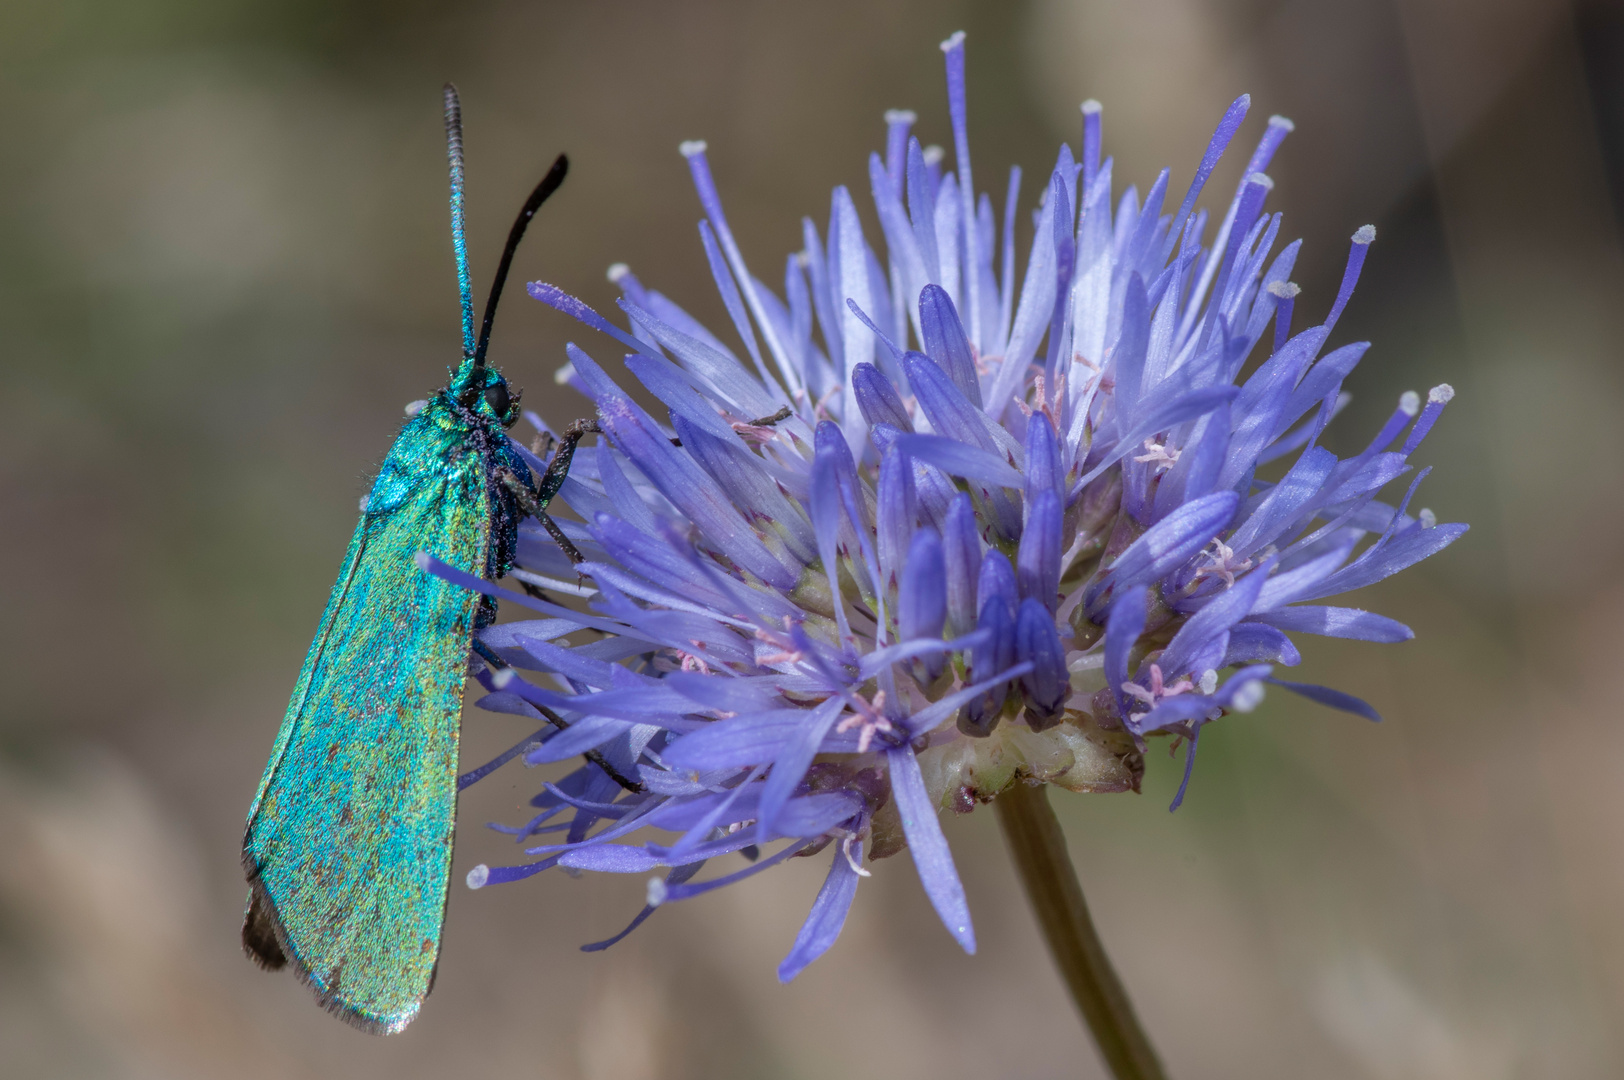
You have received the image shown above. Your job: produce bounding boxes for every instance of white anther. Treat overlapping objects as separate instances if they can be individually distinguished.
[1198,669,1218,696]
[1399,390,1421,415]
[940,30,966,52]
[842,835,872,878]
[1429,383,1455,404]
[1353,224,1377,244]
[922,144,945,167]
[466,864,490,889]
[1418,508,1437,529]
[885,109,917,125]
[607,262,630,283]
[1081,99,1103,115]
[646,877,668,906]
[1268,115,1295,131]
[554,363,574,386]
[1247,171,1275,190]
[1267,280,1300,299]
[1229,680,1266,713]
[404,398,428,417]
[678,140,708,158]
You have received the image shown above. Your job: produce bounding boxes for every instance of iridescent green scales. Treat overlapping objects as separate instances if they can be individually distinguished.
[241,85,572,1033]
[242,361,530,1032]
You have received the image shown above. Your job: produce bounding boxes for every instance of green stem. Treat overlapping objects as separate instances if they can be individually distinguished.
[995,782,1167,1080]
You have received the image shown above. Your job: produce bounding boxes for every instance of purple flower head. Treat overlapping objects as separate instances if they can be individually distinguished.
[431,32,1465,981]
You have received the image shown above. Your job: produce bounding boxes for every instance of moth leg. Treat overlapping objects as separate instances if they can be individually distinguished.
[535,417,600,503]
[536,510,586,567]
[498,470,587,565]
[504,416,601,565]
[470,640,644,794]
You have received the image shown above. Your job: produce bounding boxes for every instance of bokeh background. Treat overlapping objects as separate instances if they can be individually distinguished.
[4,0,1623,1076]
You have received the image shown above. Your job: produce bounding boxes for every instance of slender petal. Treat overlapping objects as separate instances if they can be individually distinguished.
[919,284,982,406]
[1017,489,1063,611]
[778,841,864,982]
[962,596,1015,736]
[1251,605,1413,642]
[887,742,975,952]
[1268,678,1382,722]
[1016,598,1068,729]
[1104,587,1149,723]
[876,443,918,588]
[899,528,948,643]
[852,362,914,432]
[943,492,982,637]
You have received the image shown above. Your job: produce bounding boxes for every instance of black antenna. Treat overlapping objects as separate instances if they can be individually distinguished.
[473,154,570,367]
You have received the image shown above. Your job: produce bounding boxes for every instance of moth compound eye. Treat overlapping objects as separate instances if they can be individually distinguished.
[484,381,511,416]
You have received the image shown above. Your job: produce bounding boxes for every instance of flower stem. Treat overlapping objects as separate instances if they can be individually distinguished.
[996,782,1167,1080]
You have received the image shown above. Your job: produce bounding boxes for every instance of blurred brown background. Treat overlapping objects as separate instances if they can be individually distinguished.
[3,0,1622,1076]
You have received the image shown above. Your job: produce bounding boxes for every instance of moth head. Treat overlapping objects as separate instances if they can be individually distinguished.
[483,374,522,427]
[452,361,522,428]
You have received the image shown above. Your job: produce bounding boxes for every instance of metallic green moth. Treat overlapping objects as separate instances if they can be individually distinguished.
[240,85,577,1034]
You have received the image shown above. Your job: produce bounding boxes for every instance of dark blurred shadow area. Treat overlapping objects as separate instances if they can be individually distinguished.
[3,0,1622,1076]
